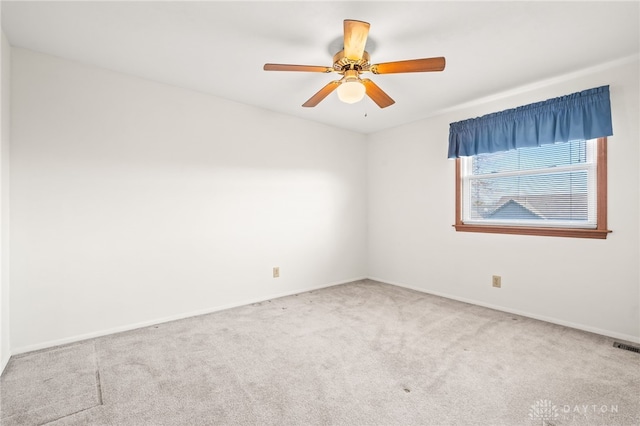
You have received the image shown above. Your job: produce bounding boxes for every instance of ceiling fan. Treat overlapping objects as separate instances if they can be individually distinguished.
[263,19,446,108]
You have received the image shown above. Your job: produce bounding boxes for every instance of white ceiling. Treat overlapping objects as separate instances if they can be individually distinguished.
[2,1,639,134]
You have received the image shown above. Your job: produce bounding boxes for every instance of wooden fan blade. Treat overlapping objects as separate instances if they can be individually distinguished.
[302,81,341,107]
[362,79,395,108]
[370,57,446,74]
[343,20,370,60]
[264,64,333,73]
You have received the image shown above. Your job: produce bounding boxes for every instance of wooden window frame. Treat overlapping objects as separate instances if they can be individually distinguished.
[454,137,611,239]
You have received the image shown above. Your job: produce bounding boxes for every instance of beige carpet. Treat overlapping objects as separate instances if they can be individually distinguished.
[1,279,639,425]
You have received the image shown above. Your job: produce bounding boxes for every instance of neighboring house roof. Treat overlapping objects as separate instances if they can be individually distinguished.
[486,194,588,220]
[487,199,545,220]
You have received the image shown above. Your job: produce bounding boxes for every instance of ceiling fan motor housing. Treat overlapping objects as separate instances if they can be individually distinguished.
[333,50,370,73]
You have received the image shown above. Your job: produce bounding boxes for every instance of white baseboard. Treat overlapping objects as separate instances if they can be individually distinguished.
[368,276,640,345]
[13,275,637,356]
[12,276,367,355]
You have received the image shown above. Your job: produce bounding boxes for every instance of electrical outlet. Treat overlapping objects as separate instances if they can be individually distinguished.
[492,275,501,288]
[273,267,280,278]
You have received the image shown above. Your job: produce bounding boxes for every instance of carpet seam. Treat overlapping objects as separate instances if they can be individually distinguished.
[94,341,104,406]
[34,343,104,425]
[36,403,102,426]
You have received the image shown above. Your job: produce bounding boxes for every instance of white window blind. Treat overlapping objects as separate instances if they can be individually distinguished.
[460,139,597,228]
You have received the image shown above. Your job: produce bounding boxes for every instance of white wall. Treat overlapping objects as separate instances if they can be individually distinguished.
[0,31,10,373]
[10,48,367,353]
[368,59,640,342]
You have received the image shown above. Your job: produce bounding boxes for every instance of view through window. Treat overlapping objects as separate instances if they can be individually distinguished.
[455,138,610,239]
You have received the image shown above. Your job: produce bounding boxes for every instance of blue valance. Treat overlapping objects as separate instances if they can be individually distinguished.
[447,85,613,158]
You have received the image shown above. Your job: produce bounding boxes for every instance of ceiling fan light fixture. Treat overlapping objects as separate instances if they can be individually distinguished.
[337,79,366,104]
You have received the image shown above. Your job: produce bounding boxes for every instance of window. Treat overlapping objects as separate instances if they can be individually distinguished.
[455,138,610,239]
[448,86,612,238]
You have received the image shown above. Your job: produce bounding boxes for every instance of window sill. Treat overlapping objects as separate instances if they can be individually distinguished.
[453,224,611,239]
